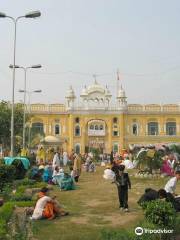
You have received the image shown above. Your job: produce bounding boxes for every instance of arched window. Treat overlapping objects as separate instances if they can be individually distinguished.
[75,125,80,136]
[88,120,105,136]
[148,122,158,135]
[55,124,60,135]
[99,125,104,130]
[166,122,176,135]
[75,144,80,154]
[113,124,119,136]
[75,117,80,123]
[90,125,94,130]
[32,122,44,134]
[113,117,118,123]
[132,123,138,136]
[95,125,99,130]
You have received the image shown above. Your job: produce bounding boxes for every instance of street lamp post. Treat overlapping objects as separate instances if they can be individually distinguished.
[19,89,42,148]
[0,10,41,157]
[9,64,42,149]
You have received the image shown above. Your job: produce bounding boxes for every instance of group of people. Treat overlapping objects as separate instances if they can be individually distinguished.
[138,170,180,211]
[19,145,179,220]
[30,150,98,220]
[30,154,82,187]
[103,159,180,213]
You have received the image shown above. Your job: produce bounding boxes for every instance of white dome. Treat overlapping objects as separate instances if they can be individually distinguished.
[66,86,76,98]
[80,86,88,96]
[87,80,105,94]
[41,135,60,143]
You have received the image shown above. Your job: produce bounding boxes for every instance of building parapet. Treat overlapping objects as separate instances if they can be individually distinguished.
[29,103,66,114]
[29,103,180,114]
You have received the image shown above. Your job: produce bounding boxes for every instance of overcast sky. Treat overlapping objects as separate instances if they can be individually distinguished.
[0,0,180,105]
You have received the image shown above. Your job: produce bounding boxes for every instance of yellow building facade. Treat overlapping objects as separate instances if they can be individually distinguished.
[29,81,180,154]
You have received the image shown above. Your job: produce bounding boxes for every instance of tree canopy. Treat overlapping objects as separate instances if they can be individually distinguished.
[0,101,26,151]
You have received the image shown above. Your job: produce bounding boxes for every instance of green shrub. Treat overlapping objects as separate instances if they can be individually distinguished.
[0,202,14,221]
[21,178,36,186]
[0,184,13,201]
[11,195,32,202]
[12,159,27,179]
[0,202,14,239]
[174,214,180,235]
[0,219,6,238]
[32,182,47,189]
[144,200,176,228]
[0,159,4,164]
[0,164,16,192]
[10,185,32,202]
[13,201,35,207]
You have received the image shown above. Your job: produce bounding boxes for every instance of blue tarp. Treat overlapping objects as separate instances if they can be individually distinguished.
[4,157,30,170]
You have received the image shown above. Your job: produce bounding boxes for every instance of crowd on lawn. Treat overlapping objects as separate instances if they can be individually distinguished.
[1,144,180,221]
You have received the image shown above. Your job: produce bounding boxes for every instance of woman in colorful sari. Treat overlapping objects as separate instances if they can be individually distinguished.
[31,187,69,220]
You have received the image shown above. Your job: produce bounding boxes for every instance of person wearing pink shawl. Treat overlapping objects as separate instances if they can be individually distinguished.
[161,156,174,176]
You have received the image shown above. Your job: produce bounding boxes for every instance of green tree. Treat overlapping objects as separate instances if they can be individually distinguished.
[0,101,29,152]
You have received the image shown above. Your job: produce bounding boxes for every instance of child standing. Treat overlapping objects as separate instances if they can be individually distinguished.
[112,164,131,212]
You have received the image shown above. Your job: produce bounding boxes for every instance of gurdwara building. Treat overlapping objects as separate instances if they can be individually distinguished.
[29,80,180,153]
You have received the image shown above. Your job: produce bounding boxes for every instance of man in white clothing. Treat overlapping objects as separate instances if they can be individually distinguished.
[52,152,60,169]
[164,170,180,195]
[63,151,68,166]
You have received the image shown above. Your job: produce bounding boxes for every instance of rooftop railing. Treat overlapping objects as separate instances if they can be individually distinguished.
[28,103,180,114]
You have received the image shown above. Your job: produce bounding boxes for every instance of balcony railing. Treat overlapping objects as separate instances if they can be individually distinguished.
[29,104,66,113]
[28,103,180,114]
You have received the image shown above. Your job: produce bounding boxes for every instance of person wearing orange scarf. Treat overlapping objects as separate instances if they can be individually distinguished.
[31,187,69,220]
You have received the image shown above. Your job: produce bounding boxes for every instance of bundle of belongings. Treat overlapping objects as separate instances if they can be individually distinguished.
[103,165,115,180]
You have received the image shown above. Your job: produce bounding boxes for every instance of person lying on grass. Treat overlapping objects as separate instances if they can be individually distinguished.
[31,187,69,220]
[137,188,180,212]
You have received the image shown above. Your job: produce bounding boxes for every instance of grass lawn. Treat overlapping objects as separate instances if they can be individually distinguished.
[33,166,180,240]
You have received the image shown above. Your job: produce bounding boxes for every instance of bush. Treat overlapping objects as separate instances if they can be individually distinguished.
[0,202,14,239]
[13,201,35,207]
[144,200,176,228]
[12,159,27,179]
[10,185,32,202]
[0,159,4,164]
[0,164,16,192]
[0,184,13,201]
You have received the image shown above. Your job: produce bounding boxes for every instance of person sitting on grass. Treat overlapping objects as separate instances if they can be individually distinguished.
[89,161,96,172]
[31,187,69,220]
[42,163,53,183]
[137,188,159,206]
[158,189,180,212]
[52,166,64,184]
[164,170,180,195]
